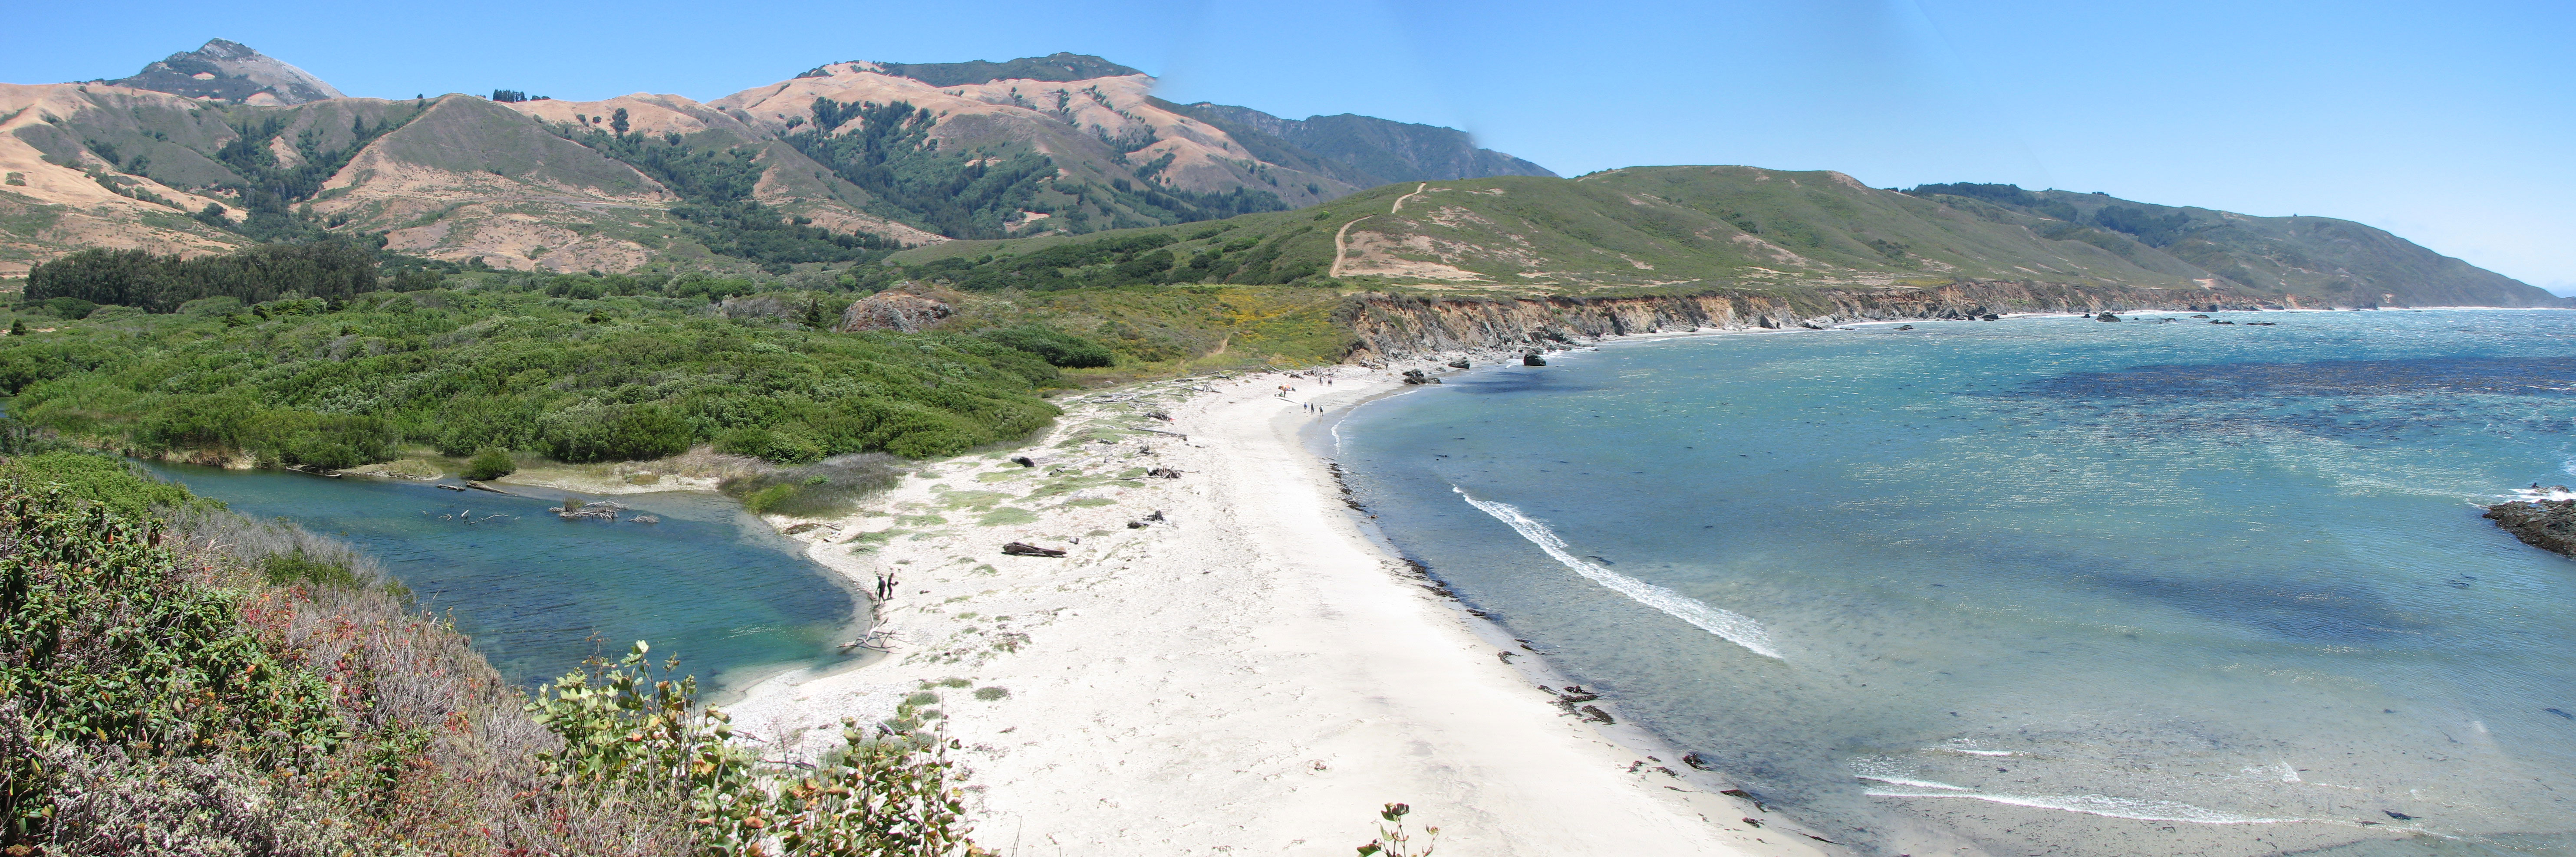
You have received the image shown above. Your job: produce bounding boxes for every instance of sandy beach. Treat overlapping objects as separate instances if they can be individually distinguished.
[722,352,1838,856]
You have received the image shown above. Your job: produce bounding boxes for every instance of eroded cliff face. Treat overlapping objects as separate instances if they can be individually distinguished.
[1340,281,2276,360]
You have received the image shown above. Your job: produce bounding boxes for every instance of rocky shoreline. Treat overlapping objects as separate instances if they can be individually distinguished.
[1339,280,2303,359]
[2485,496,2576,558]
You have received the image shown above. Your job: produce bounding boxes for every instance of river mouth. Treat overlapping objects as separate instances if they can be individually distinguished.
[1333,310,2576,856]
[142,463,870,699]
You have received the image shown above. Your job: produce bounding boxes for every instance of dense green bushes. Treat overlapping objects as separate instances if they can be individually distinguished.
[0,289,1063,468]
[0,482,342,848]
[463,447,517,481]
[981,324,1116,368]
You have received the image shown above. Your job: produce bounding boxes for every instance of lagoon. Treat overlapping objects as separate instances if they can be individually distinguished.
[143,463,866,695]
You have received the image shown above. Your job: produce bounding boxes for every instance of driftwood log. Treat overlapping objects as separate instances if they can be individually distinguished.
[1001,542,1067,558]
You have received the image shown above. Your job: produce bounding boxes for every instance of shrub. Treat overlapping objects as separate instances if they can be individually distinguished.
[133,394,258,453]
[176,296,245,317]
[260,545,359,588]
[715,426,824,464]
[979,324,1115,368]
[973,686,1009,701]
[242,410,399,469]
[541,403,692,463]
[0,485,344,845]
[36,296,97,320]
[0,450,209,519]
[719,453,905,517]
[527,644,981,854]
[463,447,517,481]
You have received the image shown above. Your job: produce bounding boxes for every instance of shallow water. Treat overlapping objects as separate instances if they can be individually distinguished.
[1334,310,2576,856]
[144,464,865,695]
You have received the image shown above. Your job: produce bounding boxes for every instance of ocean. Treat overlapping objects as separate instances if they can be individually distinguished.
[1331,309,2576,856]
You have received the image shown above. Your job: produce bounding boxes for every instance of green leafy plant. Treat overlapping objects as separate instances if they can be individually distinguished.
[526,642,982,855]
[1355,803,1438,857]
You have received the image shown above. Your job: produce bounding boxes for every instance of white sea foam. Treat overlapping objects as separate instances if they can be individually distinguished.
[1937,748,2019,757]
[1454,487,1783,659]
[1863,788,2303,825]
[1854,775,1972,790]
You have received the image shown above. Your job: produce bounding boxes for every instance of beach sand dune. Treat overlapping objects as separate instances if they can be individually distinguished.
[729,365,1828,856]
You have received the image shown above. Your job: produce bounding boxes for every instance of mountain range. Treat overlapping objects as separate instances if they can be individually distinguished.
[0,40,2556,308]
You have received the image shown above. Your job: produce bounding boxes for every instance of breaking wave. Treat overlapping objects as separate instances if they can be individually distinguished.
[1862,788,2302,825]
[1455,487,1783,659]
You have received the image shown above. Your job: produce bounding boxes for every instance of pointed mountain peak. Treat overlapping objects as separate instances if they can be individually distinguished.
[104,38,344,105]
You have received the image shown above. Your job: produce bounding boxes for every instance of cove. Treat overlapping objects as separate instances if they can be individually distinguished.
[142,463,867,695]
[1334,309,2576,856]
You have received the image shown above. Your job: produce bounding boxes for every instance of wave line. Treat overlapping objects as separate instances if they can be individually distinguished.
[1454,487,1783,660]
[1862,788,2302,825]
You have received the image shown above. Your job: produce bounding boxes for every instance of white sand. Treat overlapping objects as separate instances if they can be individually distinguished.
[728,362,1835,856]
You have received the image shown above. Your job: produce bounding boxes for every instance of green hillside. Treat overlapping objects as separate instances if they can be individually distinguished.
[1901,183,2547,306]
[874,166,2557,308]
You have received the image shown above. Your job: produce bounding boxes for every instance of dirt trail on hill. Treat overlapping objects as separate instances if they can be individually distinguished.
[1331,182,1430,278]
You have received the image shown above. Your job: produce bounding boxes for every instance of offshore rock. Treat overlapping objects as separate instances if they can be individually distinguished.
[2484,499,2576,558]
[2096,312,2121,322]
[1522,351,1548,367]
[837,292,952,332]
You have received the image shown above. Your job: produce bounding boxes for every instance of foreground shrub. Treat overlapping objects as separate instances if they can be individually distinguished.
[528,643,981,855]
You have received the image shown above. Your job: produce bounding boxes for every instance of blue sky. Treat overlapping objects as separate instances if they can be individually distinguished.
[8,0,2569,293]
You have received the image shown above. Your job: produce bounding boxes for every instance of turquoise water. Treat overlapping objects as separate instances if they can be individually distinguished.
[1334,310,2576,856]
[143,465,866,694]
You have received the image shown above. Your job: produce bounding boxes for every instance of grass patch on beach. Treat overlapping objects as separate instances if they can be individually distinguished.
[936,490,1012,511]
[978,507,1040,526]
[1057,498,1118,509]
[721,453,906,517]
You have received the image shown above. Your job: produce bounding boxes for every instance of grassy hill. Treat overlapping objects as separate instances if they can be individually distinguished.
[875,166,2558,308]
[1901,183,2545,307]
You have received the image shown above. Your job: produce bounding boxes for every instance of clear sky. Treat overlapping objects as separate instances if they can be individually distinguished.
[7,0,2569,293]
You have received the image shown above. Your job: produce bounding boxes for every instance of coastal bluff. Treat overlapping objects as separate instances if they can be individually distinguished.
[1339,279,2276,360]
